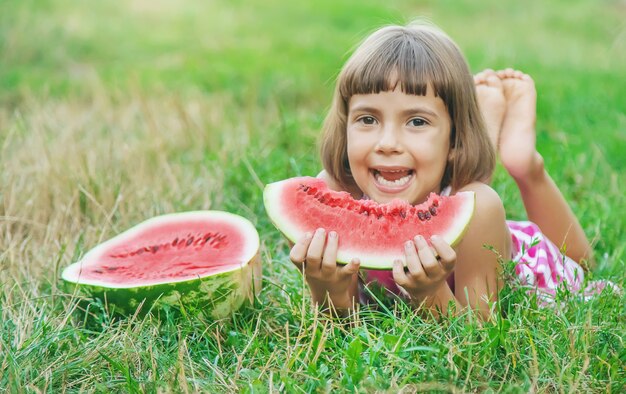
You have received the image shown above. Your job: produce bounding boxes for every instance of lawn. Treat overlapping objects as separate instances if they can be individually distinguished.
[1,0,625,391]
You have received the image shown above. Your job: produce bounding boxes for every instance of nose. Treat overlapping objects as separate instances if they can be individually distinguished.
[375,125,402,154]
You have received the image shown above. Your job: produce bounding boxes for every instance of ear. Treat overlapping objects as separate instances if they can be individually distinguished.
[447,148,456,162]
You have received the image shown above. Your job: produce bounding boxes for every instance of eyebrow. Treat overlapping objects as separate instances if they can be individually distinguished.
[349,106,381,115]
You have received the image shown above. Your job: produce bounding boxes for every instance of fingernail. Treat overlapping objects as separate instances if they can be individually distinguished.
[405,241,412,249]
[415,235,424,243]
[431,235,440,242]
[304,232,312,239]
[329,231,337,238]
[317,228,325,235]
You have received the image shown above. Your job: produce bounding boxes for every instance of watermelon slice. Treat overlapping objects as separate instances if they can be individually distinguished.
[62,211,261,318]
[263,177,475,270]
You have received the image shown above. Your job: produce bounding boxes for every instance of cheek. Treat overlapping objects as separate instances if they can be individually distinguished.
[422,133,451,159]
[413,142,443,160]
[346,132,369,161]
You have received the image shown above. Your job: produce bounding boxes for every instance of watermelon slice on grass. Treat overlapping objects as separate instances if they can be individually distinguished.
[263,177,475,270]
[62,211,261,319]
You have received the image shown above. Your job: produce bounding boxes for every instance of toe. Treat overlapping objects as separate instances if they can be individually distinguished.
[474,71,488,84]
[497,68,515,79]
[486,74,503,88]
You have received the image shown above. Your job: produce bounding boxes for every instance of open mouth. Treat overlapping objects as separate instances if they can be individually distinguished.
[371,168,414,189]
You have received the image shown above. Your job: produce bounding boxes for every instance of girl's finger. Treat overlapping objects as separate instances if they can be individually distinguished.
[305,228,327,270]
[404,240,426,281]
[415,235,443,278]
[430,235,457,271]
[392,259,408,286]
[339,258,360,278]
[289,232,313,265]
[320,231,339,275]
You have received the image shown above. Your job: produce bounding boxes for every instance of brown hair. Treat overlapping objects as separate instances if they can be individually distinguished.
[320,22,494,193]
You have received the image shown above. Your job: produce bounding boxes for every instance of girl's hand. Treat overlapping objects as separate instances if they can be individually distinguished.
[392,235,456,300]
[289,228,361,308]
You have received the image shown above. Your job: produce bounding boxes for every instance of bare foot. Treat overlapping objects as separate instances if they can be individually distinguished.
[474,69,506,150]
[497,68,543,181]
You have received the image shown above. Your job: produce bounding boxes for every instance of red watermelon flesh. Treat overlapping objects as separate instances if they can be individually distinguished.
[263,177,475,270]
[62,211,261,317]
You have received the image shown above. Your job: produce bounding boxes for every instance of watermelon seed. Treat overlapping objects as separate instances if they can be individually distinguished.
[429,206,437,216]
[186,237,194,246]
[93,269,103,274]
[172,238,179,246]
[425,211,432,220]
[400,211,406,219]
[432,199,439,207]
[417,210,426,221]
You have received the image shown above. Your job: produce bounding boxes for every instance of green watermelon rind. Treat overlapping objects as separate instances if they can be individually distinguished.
[263,177,476,270]
[62,211,261,319]
[64,254,261,319]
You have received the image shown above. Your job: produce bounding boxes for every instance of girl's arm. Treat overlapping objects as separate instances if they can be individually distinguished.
[452,182,509,318]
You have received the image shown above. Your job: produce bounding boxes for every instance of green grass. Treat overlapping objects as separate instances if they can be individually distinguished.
[1,0,625,391]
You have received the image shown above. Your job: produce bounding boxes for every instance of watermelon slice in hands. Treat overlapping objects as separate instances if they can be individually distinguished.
[263,176,475,270]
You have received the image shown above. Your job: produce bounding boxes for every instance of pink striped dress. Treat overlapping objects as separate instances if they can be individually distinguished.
[507,220,617,305]
[360,190,618,306]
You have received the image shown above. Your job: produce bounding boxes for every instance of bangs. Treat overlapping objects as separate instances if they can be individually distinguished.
[339,27,450,102]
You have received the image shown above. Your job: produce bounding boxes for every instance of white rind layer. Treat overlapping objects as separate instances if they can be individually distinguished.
[61,211,260,288]
[263,179,308,245]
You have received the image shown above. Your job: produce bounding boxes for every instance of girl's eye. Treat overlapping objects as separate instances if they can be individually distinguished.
[408,118,427,127]
[358,116,377,125]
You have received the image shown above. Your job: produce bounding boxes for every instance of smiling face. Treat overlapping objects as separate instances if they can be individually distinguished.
[346,85,452,205]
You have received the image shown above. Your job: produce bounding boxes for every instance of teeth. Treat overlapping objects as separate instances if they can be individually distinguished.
[375,172,412,187]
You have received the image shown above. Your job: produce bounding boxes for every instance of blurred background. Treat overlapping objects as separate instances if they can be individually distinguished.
[1,0,625,272]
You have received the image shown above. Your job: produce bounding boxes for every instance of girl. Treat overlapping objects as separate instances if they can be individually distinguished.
[289,22,614,318]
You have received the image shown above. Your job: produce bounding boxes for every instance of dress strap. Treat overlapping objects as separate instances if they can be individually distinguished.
[440,186,452,196]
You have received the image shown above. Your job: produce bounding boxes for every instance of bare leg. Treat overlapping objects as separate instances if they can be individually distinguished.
[474,69,506,184]
[474,69,506,152]
[497,69,592,267]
